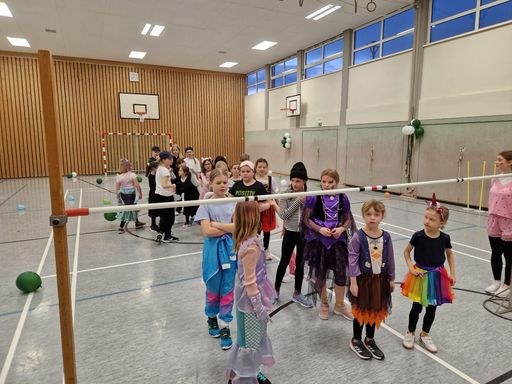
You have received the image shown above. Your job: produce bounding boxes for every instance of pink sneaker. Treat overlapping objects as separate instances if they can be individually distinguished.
[334,303,354,320]
[319,303,329,320]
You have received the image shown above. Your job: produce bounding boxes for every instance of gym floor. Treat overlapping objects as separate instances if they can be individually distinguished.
[0,176,510,384]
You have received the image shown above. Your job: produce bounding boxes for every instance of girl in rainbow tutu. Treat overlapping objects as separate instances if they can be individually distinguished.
[401,193,456,353]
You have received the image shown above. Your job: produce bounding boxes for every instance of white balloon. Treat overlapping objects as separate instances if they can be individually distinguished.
[402,125,415,135]
[285,143,291,149]
[71,171,77,178]
[280,179,288,186]
[285,137,291,144]
[284,132,290,138]
[268,170,272,176]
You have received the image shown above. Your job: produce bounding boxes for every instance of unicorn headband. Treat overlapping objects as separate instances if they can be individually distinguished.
[427,193,446,221]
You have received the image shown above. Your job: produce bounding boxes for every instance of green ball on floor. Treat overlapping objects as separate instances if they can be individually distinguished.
[96,177,103,185]
[102,198,111,205]
[136,175,143,182]
[16,271,42,293]
[104,212,117,221]
[66,173,73,178]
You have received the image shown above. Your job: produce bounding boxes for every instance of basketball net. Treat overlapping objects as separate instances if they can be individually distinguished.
[136,112,146,123]
[280,107,297,117]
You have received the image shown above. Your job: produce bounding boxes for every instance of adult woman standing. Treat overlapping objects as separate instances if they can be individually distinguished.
[486,150,512,297]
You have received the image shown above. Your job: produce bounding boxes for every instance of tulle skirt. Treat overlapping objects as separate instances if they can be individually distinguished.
[261,207,276,232]
[401,264,454,307]
[348,272,391,327]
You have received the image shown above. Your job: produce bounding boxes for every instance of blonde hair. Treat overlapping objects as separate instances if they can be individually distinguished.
[361,199,386,218]
[209,168,229,182]
[215,161,229,172]
[426,206,450,228]
[320,169,340,184]
[233,202,260,252]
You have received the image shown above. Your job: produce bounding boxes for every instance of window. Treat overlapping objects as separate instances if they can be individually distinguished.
[304,37,343,79]
[429,0,512,43]
[247,68,265,95]
[353,8,415,65]
[271,56,298,88]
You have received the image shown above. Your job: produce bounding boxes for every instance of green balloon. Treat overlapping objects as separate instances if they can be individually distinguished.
[96,177,103,185]
[102,198,111,206]
[281,139,286,145]
[415,126,425,138]
[104,212,117,221]
[66,173,73,178]
[136,175,143,182]
[411,119,421,129]
[16,271,42,293]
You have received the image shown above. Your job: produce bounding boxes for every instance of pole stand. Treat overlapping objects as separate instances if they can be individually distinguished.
[50,215,68,227]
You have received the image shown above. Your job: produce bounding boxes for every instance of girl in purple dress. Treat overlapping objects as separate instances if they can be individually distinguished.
[303,169,357,321]
[227,201,277,384]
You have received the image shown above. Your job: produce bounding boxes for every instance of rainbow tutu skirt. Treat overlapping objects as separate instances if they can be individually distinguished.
[401,264,454,307]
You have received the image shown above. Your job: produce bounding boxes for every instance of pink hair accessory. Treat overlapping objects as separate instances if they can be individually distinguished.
[427,193,444,216]
[240,160,255,171]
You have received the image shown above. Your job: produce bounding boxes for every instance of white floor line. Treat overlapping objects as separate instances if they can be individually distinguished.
[353,214,491,254]
[0,190,68,384]
[40,237,284,279]
[354,220,490,264]
[380,323,480,384]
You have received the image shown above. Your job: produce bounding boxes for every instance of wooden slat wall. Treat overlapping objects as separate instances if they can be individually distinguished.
[0,52,245,178]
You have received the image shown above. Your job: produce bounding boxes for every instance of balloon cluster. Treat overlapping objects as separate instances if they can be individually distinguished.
[280,133,292,149]
[401,119,425,138]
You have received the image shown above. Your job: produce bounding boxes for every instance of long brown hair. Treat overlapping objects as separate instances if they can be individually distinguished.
[233,201,260,252]
[499,150,512,161]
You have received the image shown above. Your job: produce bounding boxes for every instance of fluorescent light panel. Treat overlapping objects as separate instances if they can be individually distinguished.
[252,40,277,50]
[0,2,13,17]
[141,23,151,35]
[129,51,146,59]
[313,5,341,20]
[219,61,238,68]
[7,37,30,47]
[305,4,332,19]
[150,25,165,36]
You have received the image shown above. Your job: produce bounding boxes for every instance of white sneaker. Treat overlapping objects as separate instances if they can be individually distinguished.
[282,274,295,283]
[402,331,415,349]
[485,281,501,294]
[265,249,272,261]
[418,334,438,353]
[496,284,510,298]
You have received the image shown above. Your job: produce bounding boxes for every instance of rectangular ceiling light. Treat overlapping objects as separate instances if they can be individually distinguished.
[141,23,151,35]
[0,2,12,17]
[313,5,341,20]
[7,37,30,47]
[305,4,333,19]
[219,62,238,68]
[150,25,165,37]
[252,41,277,51]
[129,51,146,59]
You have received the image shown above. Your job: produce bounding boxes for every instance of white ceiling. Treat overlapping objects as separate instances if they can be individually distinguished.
[0,0,413,74]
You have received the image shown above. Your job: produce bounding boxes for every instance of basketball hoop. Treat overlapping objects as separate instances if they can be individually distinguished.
[280,107,297,117]
[136,112,146,123]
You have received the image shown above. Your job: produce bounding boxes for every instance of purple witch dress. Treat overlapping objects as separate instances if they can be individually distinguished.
[303,194,357,293]
[227,236,277,384]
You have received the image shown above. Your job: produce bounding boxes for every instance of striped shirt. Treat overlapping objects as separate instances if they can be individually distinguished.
[277,187,304,232]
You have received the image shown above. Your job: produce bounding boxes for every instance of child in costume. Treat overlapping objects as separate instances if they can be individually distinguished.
[227,201,277,384]
[348,200,394,360]
[199,157,214,199]
[255,158,279,260]
[175,164,200,227]
[401,194,455,353]
[195,169,236,350]
[272,162,313,308]
[146,161,159,231]
[115,159,145,233]
[303,169,357,320]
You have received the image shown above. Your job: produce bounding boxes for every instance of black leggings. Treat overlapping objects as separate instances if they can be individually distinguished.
[353,320,375,341]
[263,231,270,250]
[408,302,437,334]
[275,230,305,294]
[154,194,175,237]
[489,236,512,285]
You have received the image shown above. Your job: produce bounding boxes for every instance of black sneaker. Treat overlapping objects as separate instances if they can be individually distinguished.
[257,372,272,384]
[207,317,220,338]
[150,225,158,232]
[364,338,385,360]
[155,233,163,243]
[169,235,179,241]
[350,339,372,360]
[135,221,145,229]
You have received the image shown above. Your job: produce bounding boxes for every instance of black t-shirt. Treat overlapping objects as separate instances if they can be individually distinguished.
[410,230,452,268]
[229,180,268,197]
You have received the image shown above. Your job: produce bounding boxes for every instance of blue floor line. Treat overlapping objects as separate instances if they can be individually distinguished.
[0,275,202,318]
[0,184,27,207]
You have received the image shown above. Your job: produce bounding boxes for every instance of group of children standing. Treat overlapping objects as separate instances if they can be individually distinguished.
[192,157,456,384]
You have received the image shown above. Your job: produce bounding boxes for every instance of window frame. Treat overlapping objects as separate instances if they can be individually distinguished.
[303,36,344,80]
[427,0,512,43]
[352,6,415,66]
[246,68,266,96]
[270,55,298,89]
